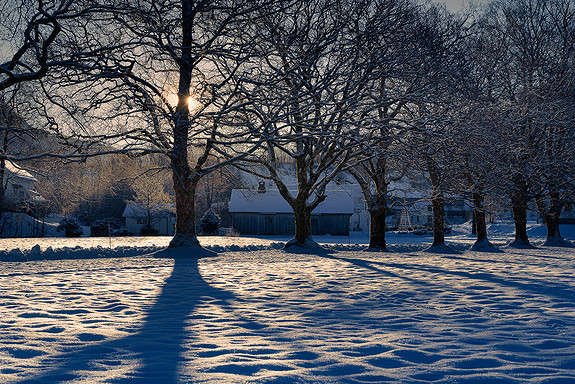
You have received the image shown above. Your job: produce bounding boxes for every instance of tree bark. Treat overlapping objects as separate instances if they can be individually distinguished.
[169,168,200,248]
[292,202,312,244]
[347,162,389,251]
[510,185,531,248]
[427,158,446,248]
[0,157,6,213]
[167,0,201,249]
[536,192,567,246]
[470,191,495,250]
[472,191,491,246]
[368,193,388,250]
[0,127,9,213]
[544,210,562,244]
[431,190,445,247]
[286,198,319,248]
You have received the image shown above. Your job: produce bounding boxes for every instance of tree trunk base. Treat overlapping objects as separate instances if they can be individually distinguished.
[471,239,500,252]
[156,243,216,258]
[164,231,213,258]
[285,236,321,250]
[544,235,572,247]
[508,238,534,249]
[365,245,389,252]
[169,234,201,248]
[424,243,459,254]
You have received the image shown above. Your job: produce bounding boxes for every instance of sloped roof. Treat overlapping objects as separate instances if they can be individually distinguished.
[5,161,37,182]
[229,189,354,215]
[123,203,175,218]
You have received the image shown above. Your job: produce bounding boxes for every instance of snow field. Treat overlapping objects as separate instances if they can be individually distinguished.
[0,242,574,383]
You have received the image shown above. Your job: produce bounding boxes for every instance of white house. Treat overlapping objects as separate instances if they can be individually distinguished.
[235,168,474,233]
[228,187,354,235]
[122,203,176,236]
[2,161,42,206]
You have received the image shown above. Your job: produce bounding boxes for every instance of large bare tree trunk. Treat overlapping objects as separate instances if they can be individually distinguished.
[431,190,445,247]
[427,159,447,249]
[536,192,568,247]
[509,182,531,248]
[349,153,391,251]
[169,167,201,248]
[167,0,201,249]
[288,201,315,248]
[368,192,388,250]
[0,157,6,213]
[544,210,563,245]
[471,191,494,249]
[165,0,204,248]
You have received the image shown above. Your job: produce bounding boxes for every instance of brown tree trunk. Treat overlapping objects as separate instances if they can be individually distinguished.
[472,191,493,249]
[0,130,9,213]
[431,190,445,247]
[426,157,446,248]
[544,211,562,244]
[0,157,6,213]
[368,193,387,250]
[169,167,200,248]
[167,0,200,249]
[537,192,568,246]
[510,188,531,248]
[286,200,316,248]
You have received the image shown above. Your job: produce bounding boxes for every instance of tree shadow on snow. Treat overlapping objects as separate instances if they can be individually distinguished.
[15,255,256,384]
[361,256,575,304]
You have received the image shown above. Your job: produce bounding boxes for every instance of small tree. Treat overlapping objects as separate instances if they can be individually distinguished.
[128,171,173,235]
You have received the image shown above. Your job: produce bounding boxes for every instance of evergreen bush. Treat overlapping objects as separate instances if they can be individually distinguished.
[199,210,220,235]
[90,218,122,237]
[140,224,159,236]
[58,217,83,237]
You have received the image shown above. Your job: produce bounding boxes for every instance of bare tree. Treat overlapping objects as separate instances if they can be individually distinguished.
[397,3,472,251]
[129,171,173,234]
[33,0,285,249]
[0,0,109,91]
[344,0,422,251]
[233,0,384,248]
[482,0,575,247]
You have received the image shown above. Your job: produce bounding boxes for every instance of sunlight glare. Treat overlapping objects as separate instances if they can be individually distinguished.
[167,94,202,112]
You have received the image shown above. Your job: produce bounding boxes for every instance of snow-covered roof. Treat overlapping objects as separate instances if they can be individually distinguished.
[229,189,354,215]
[123,203,175,218]
[5,161,37,182]
[388,181,429,200]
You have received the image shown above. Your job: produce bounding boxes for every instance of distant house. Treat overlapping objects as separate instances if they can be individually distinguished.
[228,188,354,236]
[2,161,42,207]
[122,203,176,235]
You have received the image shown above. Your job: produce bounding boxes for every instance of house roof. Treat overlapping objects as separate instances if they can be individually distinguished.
[123,203,175,218]
[5,161,37,182]
[229,189,354,215]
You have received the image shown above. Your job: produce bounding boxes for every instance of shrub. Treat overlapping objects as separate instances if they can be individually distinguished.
[90,218,123,237]
[199,210,220,235]
[58,217,83,237]
[140,224,159,236]
[112,227,130,236]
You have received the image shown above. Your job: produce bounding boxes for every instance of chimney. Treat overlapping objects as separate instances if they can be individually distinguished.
[258,181,266,193]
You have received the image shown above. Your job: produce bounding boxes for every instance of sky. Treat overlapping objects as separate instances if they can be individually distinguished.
[437,0,489,12]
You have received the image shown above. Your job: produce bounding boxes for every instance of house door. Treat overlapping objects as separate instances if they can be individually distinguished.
[312,216,320,235]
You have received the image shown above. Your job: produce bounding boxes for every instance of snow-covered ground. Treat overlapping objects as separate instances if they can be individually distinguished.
[0,224,574,383]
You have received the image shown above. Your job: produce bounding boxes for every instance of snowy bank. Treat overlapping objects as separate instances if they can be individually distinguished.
[0,247,574,383]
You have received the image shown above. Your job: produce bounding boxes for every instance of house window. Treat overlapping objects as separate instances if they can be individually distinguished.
[12,184,26,200]
[136,218,147,224]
